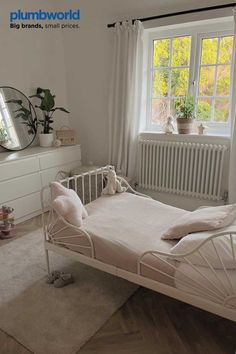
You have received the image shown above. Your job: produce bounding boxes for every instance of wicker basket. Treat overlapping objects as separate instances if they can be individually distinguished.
[56,126,76,146]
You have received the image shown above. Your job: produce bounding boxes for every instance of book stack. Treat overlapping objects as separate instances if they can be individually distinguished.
[0,205,16,239]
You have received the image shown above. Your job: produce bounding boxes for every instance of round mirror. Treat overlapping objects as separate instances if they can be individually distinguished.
[0,86,37,151]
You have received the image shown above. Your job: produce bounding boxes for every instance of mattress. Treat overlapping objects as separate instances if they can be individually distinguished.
[51,192,187,286]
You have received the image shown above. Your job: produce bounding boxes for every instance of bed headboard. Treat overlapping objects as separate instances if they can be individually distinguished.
[59,166,109,205]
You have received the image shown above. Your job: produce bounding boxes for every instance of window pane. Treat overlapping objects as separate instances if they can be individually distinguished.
[214,98,229,122]
[216,65,231,96]
[152,70,169,97]
[199,66,216,96]
[152,99,169,125]
[172,36,191,67]
[201,38,218,65]
[219,36,233,64]
[197,98,212,121]
[153,39,170,67]
[171,68,189,96]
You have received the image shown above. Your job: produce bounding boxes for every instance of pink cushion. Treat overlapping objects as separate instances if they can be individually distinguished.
[50,182,88,227]
[161,204,236,240]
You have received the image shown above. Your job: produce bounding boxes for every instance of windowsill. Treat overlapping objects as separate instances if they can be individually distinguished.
[139,131,231,145]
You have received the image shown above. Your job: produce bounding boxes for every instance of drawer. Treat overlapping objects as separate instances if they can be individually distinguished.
[0,157,39,182]
[40,161,81,187]
[0,173,41,203]
[39,146,81,170]
[6,192,41,221]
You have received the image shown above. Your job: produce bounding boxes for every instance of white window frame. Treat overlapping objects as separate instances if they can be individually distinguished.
[145,19,234,136]
[194,30,233,135]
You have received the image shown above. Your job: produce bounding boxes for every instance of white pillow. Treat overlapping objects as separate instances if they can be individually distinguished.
[170,226,236,269]
[50,182,88,227]
[162,204,236,240]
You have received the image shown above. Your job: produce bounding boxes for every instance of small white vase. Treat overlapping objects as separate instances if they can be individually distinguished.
[39,133,54,147]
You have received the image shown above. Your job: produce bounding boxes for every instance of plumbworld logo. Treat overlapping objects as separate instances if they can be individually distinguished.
[9,9,80,30]
[10,9,80,22]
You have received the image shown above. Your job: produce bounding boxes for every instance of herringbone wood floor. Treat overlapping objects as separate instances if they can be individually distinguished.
[1,217,236,354]
[79,287,236,354]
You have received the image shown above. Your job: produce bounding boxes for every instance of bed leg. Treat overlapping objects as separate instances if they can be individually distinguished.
[45,248,50,275]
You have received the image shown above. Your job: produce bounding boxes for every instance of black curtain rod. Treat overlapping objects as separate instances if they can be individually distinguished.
[107,2,236,28]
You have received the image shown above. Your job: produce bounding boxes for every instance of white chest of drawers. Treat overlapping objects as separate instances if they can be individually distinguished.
[0,145,81,223]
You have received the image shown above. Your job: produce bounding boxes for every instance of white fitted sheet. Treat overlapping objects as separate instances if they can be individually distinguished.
[80,192,186,275]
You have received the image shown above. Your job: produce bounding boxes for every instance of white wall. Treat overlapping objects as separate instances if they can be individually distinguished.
[0,0,69,152]
[59,0,233,165]
[59,0,233,209]
[0,0,233,209]
[0,0,232,158]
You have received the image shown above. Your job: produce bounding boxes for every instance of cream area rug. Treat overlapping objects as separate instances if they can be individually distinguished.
[0,229,138,354]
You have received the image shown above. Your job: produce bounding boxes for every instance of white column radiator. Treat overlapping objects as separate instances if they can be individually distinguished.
[139,139,228,201]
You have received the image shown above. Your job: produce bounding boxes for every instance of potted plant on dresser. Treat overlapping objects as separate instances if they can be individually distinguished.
[174,95,195,134]
[30,88,70,147]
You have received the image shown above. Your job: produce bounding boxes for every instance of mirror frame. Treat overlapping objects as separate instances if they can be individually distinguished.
[0,86,38,152]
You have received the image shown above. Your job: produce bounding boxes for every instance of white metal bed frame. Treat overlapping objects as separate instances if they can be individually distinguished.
[41,166,236,322]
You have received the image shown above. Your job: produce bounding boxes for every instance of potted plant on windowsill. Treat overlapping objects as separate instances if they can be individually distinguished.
[30,88,70,147]
[174,95,195,134]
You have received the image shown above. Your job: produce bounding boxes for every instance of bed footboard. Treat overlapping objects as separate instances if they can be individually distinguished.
[138,231,236,314]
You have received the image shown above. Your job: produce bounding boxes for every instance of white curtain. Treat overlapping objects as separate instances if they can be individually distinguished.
[228,10,236,203]
[108,20,144,178]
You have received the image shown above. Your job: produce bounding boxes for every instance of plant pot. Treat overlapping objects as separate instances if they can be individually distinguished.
[39,133,54,147]
[176,118,193,134]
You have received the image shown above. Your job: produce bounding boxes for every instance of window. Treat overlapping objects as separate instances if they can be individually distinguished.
[146,20,234,135]
[152,36,191,126]
[197,36,233,124]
